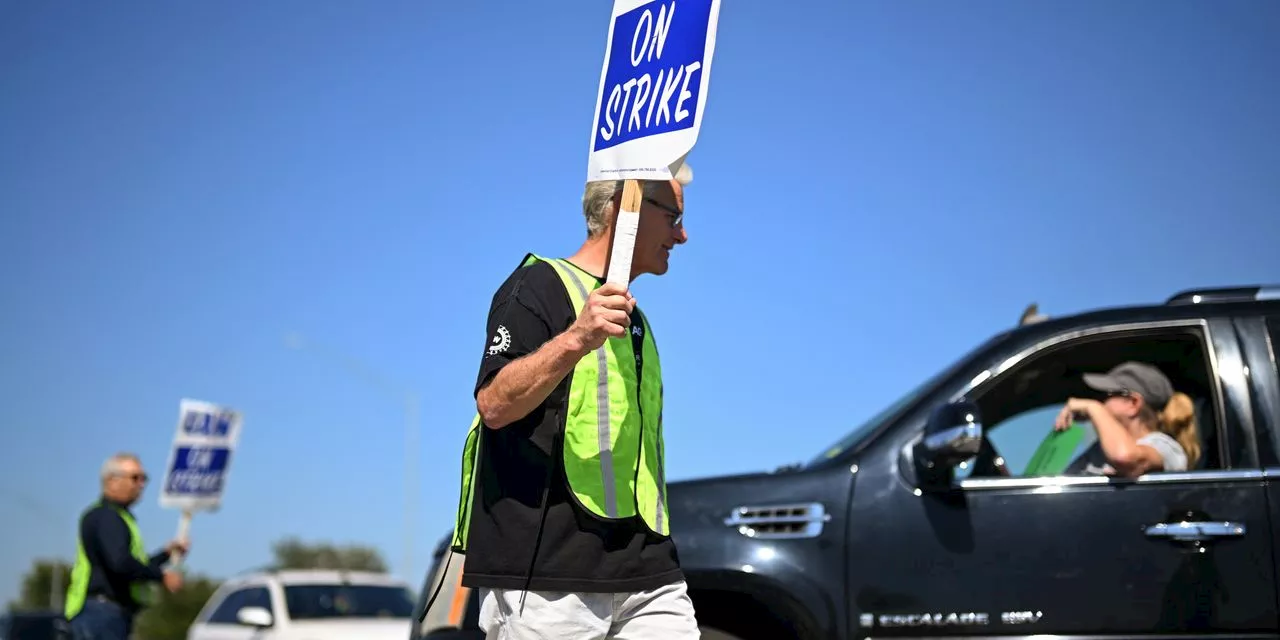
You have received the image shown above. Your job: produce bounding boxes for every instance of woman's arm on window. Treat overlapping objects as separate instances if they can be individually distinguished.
[1072,399,1165,477]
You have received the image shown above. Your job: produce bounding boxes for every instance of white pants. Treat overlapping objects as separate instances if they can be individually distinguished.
[477,580,700,640]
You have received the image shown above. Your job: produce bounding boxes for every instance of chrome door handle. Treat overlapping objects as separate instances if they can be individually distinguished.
[1144,521,1246,542]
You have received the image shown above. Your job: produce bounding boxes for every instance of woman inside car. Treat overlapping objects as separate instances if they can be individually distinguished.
[1054,361,1201,477]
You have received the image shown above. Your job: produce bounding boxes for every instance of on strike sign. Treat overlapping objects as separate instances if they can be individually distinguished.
[587,0,721,182]
[159,399,243,513]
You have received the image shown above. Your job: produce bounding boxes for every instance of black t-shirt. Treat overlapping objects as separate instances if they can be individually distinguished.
[460,258,683,593]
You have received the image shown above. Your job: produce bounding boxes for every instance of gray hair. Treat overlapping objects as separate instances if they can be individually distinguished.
[101,452,141,482]
[581,163,693,238]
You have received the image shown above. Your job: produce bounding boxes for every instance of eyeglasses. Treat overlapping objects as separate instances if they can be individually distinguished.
[1102,390,1133,400]
[115,472,149,483]
[644,197,684,228]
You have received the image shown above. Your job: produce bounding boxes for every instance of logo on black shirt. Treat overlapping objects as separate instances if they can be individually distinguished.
[488,325,512,356]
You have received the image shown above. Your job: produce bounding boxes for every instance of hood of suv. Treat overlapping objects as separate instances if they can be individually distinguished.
[664,463,851,560]
[666,468,817,537]
[285,618,412,640]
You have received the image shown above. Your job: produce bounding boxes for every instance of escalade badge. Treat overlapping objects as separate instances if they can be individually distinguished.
[875,612,990,627]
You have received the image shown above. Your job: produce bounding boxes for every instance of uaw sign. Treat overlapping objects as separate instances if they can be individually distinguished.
[586,0,721,182]
[159,399,243,512]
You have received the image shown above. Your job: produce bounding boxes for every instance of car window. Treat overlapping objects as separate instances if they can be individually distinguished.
[971,404,1100,477]
[956,327,1224,480]
[207,590,245,624]
[284,584,415,620]
[240,587,273,612]
[207,587,272,624]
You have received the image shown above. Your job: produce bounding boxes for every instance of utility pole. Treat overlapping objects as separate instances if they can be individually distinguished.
[50,562,63,613]
[285,333,421,582]
[404,391,420,586]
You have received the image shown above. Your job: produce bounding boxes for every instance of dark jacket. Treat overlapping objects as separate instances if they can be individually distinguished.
[78,497,170,613]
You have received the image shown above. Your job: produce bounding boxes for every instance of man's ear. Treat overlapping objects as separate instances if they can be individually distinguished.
[608,190,624,224]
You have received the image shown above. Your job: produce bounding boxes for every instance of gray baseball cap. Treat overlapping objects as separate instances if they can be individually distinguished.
[1083,361,1174,410]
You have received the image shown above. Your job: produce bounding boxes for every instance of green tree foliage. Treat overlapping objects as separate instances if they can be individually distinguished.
[132,575,221,640]
[7,559,71,612]
[268,537,389,572]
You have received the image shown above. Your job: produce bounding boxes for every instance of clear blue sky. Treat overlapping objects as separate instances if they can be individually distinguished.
[2,0,1277,604]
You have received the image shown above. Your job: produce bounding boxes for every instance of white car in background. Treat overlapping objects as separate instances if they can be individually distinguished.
[187,569,417,640]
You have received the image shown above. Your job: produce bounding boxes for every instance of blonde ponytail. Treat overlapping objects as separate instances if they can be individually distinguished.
[1157,392,1200,468]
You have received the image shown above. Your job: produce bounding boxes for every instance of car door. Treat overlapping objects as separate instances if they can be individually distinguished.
[846,317,1278,639]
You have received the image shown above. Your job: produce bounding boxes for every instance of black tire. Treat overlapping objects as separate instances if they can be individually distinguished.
[699,626,746,640]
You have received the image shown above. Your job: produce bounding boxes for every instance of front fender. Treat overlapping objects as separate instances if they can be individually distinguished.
[667,466,853,640]
[684,566,835,639]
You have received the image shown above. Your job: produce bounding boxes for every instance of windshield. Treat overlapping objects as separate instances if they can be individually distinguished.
[805,333,1006,467]
[805,376,938,466]
[284,584,415,620]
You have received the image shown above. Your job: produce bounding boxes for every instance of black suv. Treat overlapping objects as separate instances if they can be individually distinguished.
[412,285,1280,640]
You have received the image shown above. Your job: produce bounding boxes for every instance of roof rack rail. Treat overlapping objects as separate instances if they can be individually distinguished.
[1166,285,1280,305]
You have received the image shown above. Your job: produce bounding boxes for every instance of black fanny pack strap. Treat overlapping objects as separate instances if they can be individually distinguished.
[416,551,452,624]
[518,408,564,613]
[418,423,484,625]
[419,425,483,625]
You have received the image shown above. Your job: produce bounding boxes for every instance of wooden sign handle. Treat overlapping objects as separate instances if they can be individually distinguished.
[170,510,192,569]
[605,179,643,287]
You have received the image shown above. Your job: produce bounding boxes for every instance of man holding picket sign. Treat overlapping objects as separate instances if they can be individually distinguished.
[64,453,188,640]
[436,1,721,638]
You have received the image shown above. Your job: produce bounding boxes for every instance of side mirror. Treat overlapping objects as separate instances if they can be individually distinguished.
[236,606,273,628]
[915,400,984,475]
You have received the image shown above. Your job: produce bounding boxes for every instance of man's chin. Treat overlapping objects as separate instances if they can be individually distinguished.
[651,257,671,275]
[635,254,672,277]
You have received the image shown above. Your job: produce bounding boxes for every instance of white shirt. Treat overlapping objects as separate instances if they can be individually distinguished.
[1083,431,1188,475]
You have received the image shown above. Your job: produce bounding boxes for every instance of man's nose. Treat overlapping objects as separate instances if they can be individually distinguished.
[673,225,688,244]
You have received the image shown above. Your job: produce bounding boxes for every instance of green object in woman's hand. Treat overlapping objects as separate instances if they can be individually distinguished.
[1023,423,1086,477]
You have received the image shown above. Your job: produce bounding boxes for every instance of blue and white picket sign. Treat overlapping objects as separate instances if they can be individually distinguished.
[159,399,243,513]
[587,0,721,182]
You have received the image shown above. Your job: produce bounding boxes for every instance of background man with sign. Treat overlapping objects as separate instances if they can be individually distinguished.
[430,1,721,638]
[64,453,189,640]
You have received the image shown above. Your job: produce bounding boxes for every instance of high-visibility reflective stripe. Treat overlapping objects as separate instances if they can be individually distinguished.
[556,262,618,518]
[655,412,665,534]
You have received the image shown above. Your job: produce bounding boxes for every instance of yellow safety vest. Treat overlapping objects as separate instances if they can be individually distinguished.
[65,501,155,619]
[452,253,670,554]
